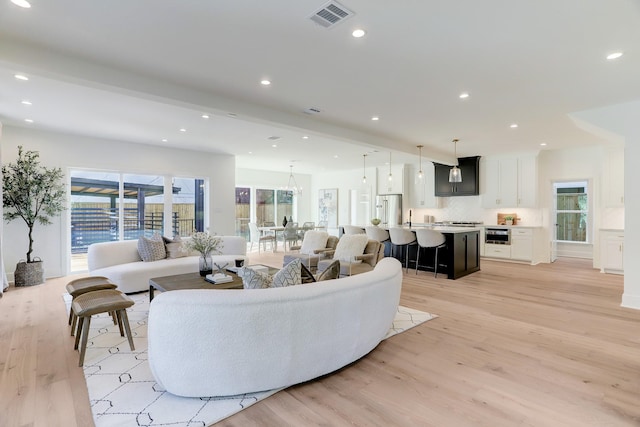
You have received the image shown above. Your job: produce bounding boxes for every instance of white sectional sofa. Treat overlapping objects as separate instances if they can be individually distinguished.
[147,257,403,397]
[87,236,248,293]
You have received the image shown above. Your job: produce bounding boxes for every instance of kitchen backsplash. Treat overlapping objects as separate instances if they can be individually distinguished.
[411,195,543,226]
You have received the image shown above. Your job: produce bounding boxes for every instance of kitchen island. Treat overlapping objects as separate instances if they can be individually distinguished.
[339,225,481,279]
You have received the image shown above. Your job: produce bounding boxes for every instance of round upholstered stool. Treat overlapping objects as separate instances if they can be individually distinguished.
[66,276,117,335]
[72,289,135,366]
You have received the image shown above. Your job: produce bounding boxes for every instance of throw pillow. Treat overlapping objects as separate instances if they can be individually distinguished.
[137,234,166,262]
[237,267,272,289]
[299,230,329,255]
[300,262,316,284]
[271,258,302,288]
[317,260,341,281]
[163,235,187,259]
[332,234,368,264]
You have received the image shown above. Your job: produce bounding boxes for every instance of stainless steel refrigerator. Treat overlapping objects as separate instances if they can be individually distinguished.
[375,194,403,226]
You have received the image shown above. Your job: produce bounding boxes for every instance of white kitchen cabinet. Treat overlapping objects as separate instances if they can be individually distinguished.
[406,162,440,209]
[600,230,624,273]
[481,154,537,208]
[377,164,405,195]
[516,155,538,207]
[510,228,533,261]
[603,148,624,208]
[484,244,511,259]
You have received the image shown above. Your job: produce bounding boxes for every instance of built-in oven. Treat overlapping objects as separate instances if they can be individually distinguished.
[485,227,511,245]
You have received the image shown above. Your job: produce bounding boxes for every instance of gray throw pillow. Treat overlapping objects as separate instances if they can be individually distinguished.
[237,267,272,289]
[271,258,302,288]
[137,234,166,262]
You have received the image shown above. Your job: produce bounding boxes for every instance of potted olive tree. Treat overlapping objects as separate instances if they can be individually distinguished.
[2,146,65,286]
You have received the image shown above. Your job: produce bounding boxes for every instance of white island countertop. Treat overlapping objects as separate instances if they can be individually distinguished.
[344,225,481,234]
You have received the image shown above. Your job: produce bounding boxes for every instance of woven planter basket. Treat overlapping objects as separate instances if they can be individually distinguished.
[15,258,44,287]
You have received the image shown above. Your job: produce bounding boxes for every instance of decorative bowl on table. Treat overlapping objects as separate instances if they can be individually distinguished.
[370,218,381,226]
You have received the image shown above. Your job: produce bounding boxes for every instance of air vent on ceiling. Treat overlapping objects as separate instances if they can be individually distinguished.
[303,107,322,115]
[267,136,281,141]
[309,1,354,28]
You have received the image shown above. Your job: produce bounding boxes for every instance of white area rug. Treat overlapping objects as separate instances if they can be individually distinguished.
[64,293,437,426]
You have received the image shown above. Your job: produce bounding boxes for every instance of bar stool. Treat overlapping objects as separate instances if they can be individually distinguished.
[365,226,390,242]
[66,276,117,335]
[343,225,365,235]
[388,228,417,273]
[366,226,390,257]
[72,289,135,366]
[415,229,446,277]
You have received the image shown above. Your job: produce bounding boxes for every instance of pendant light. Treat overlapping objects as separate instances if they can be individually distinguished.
[449,139,462,183]
[417,145,424,179]
[388,152,393,182]
[362,154,368,184]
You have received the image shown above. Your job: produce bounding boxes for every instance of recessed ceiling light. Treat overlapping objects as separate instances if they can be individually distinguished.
[352,29,366,38]
[459,92,469,99]
[302,136,309,140]
[201,114,210,119]
[248,151,253,154]
[11,0,31,8]
[540,142,547,146]
[24,118,33,123]
[606,51,623,60]
[162,138,168,142]
[334,155,339,158]
[14,74,29,81]
[510,123,518,128]
[272,144,277,148]
[179,128,186,132]
[21,100,32,105]
[371,116,380,121]
[260,79,271,86]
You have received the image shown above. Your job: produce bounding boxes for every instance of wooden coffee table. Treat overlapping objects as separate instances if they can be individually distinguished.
[148,265,279,301]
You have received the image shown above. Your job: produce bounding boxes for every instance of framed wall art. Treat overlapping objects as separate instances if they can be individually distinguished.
[318,188,338,227]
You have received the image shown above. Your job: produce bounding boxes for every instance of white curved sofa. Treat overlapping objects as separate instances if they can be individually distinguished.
[87,236,248,294]
[147,257,402,397]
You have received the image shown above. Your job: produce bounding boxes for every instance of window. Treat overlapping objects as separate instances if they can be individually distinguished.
[555,181,588,242]
[172,177,206,237]
[256,189,274,226]
[276,190,293,223]
[122,173,165,240]
[70,170,207,272]
[235,187,250,240]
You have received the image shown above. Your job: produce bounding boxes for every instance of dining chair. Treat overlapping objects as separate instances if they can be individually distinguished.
[281,222,299,251]
[249,222,275,253]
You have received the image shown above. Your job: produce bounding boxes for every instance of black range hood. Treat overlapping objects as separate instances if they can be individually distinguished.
[433,156,480,197]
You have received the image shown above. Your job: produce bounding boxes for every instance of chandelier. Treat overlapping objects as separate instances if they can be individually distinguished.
[285,164,302,195]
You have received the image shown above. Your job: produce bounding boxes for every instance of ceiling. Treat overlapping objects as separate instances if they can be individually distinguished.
[0,0,639,174]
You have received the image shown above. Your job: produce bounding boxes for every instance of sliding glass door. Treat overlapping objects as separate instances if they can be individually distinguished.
[70,170,208,272]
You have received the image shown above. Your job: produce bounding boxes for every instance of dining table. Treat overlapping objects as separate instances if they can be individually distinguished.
[258,224,323,252]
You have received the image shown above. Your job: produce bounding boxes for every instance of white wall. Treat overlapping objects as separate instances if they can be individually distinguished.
[311,166,377,230]
[566,100,640,309]
[1,125,236,280]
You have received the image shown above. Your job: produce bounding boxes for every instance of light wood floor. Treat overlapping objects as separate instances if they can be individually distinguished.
[1,254,639,426]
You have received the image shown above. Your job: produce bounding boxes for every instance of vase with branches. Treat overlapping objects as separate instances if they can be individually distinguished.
[183,231,223,276]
